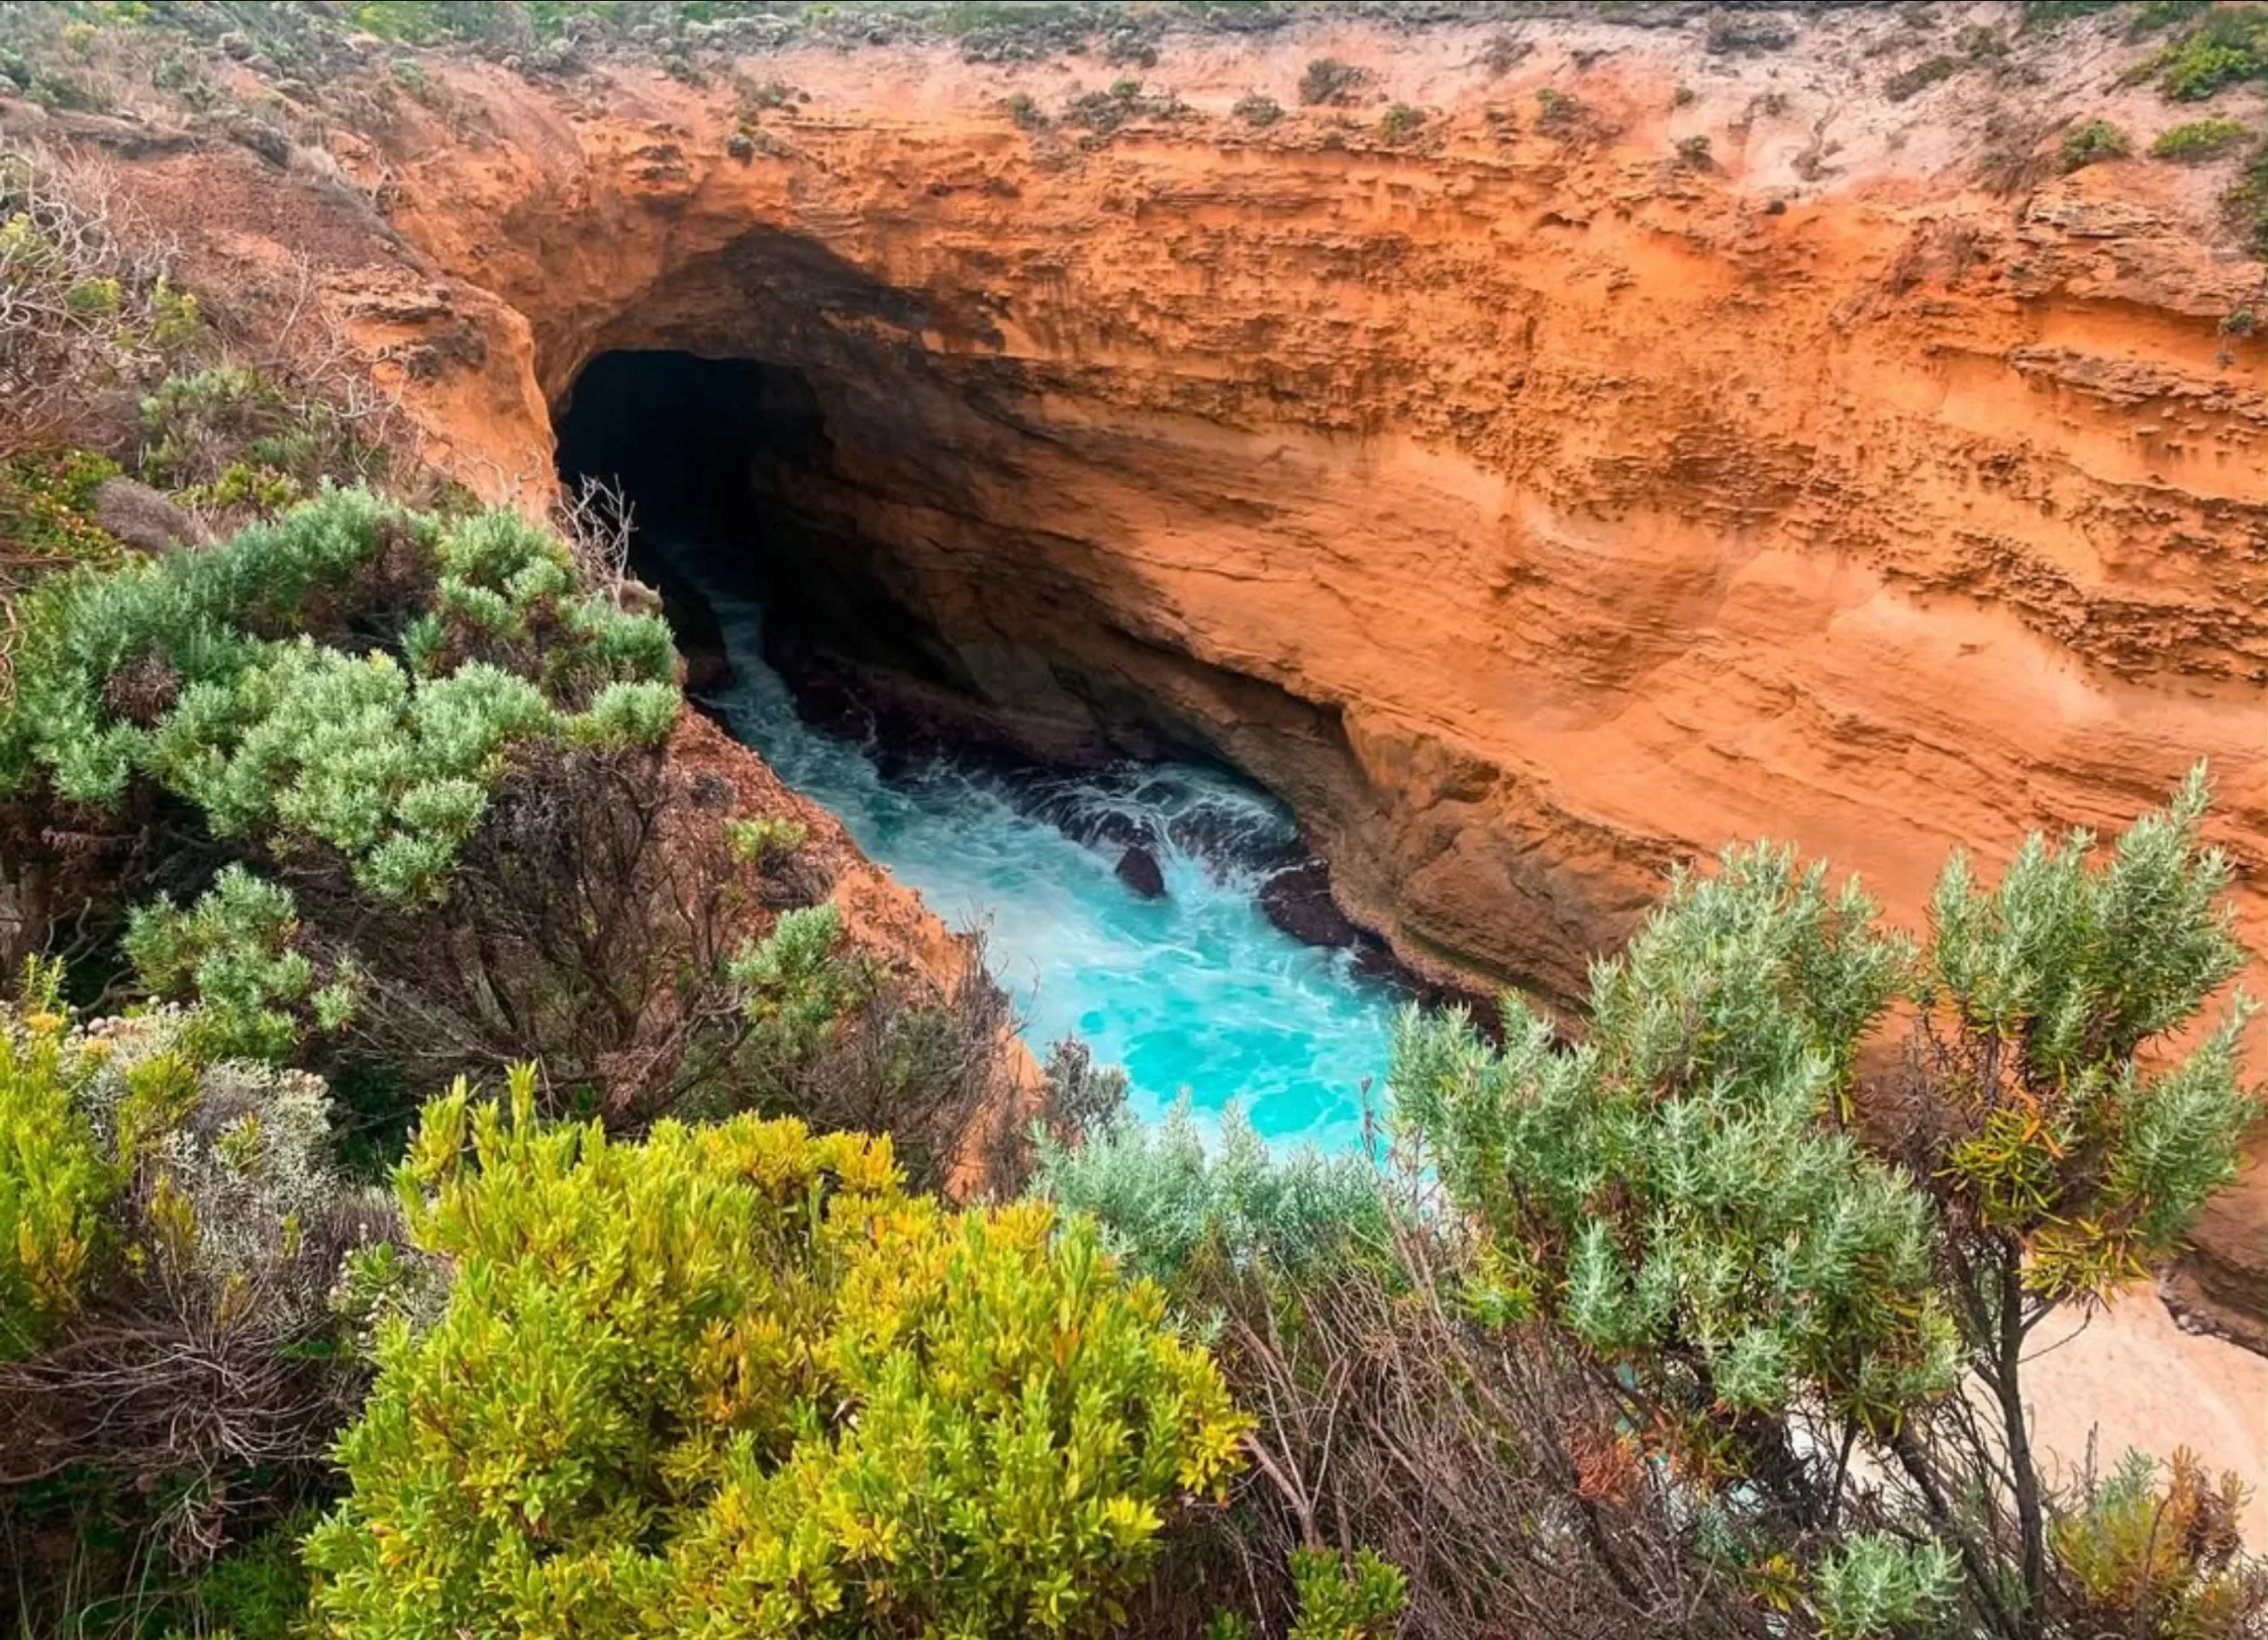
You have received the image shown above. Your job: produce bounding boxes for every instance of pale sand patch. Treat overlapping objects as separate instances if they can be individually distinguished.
[2019,1289,2267,1545]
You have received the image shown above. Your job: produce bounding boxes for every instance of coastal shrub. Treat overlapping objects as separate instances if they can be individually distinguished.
[1034,1100,1392,1288]
[1378,103,1425,142]
[2152,113,2256,158]
[1396,843,1955,1431]
[0,962,116,1358]
[1232,91,1282,127]
[0,488,676,907]
[726,905,1027,1193]
[1886,54,1962,100]
[2052,1448,2268,1633]
[305,1073,1247,1638]
[1534,84,1588,135]
[0,141,205,462]
[1398,769,2263,1636]
[724,812,810,873]
[0,982,386,1594]
[2151,3,2268,99]
[1298,57,1365,106]
[125,866,361,1061]
[2061,118,2132,169]
[140,365,386,509]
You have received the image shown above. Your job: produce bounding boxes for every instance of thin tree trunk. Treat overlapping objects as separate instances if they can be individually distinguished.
[1993,1243,2047,1632]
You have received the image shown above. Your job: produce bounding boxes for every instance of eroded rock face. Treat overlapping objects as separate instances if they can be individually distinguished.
[356,27,2265,1014]
[118,15,2262,1335]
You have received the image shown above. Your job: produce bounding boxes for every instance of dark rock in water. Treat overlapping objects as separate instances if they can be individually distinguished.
[1115,844,1168,899]
[1258,859,1361,948]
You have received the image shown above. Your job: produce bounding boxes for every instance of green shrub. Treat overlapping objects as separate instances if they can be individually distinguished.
[1397,768,2262,1634]
[1378,103,1424,142]
[306,1072,1247,1638]
[2151,3,2268,99]
[1034,1100,1391,1291]
[124,867,360,1061]
[190,1511,317,1640]
[140,366,384,501]
[1885,54,1961,100]
[2062,117,2133,169]
[1395,843,1956,1431]
[724,813,809,872]
[2152,113,2256,157]
[0,447,123,583]
[0,963,117,1358]
[1534,85,1587,134]
[2052,1448,2264,1632]
[0,488,679,897]
[1286,1547,1407,1640]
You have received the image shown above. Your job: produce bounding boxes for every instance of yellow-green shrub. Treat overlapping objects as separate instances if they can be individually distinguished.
[306,1070,1247,1637]
[0,963,116,1357]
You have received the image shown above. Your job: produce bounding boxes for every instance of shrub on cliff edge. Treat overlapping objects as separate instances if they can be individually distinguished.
[306,1069,1247,1637]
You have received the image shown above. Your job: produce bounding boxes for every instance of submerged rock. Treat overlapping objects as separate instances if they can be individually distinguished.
[1257,859,1360,948]
[1114,843,1166,899]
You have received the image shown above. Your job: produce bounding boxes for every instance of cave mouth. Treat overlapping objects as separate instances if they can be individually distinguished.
[552,348,959,711]
[548,346,1420,1138]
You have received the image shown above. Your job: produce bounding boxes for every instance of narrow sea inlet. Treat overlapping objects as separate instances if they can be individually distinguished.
[679,558,1400,1153]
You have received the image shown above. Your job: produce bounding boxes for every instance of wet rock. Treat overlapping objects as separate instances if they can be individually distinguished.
[95,478,208,553]
[1115,844,1166,899]
[1257,859,1361,948]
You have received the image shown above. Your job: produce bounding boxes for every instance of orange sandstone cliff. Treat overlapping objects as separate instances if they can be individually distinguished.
[58,8,2266,1341]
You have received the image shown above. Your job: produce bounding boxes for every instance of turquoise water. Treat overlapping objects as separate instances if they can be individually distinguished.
[690,574,1396,1152]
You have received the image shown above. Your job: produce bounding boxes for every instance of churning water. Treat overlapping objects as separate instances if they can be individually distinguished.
[690,574,1398,1152]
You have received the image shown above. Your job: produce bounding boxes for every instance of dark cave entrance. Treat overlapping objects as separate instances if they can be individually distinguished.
[551,347,963,720]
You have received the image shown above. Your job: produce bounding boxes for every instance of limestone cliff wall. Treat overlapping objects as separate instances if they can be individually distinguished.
[363,16,2268,1009]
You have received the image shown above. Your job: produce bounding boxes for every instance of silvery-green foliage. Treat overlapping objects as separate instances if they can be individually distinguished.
[1394,844,1959,1431]
[71,1006,362,1285]
[1033,1099,1393,1289]
[123,867,358,1061]
[1915,763,2257,1300]
[1807,1534,1960,1639]
[0,486,680,902]
[1922,765,2243,1077]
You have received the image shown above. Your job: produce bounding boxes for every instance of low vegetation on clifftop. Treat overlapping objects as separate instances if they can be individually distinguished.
[0,4,2264,1638]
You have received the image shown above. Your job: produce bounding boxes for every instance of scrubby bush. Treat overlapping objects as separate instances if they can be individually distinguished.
[2150,2,2268,100]
[1378,103,1425,142]
[1886,54,1962,100]
[0,961,116,1358]
[2153,113,2256,159]
[1232,91,1282,127]
[0,143,204,462]
[1036,1100,1390,1288]
[1298,57,1365,106]
[2061,118,2132,169]
[0,488,677,962]
[306,1072,1247,1638]
[0,975,389,1595]
[1534,84,1588,135]
[726,904,1028,1193]
[1399,769,2262,1637]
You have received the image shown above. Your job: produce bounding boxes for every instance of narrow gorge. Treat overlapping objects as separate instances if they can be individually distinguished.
[226,8,2268,1349]
[7,3,2267,1621]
